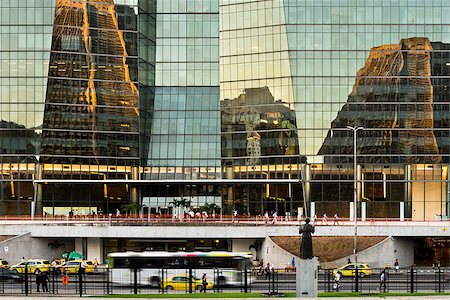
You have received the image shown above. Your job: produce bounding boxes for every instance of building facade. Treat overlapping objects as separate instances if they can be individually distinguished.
[0,0,449,221]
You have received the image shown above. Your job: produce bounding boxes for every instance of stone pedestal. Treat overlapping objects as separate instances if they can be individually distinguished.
[296,257,318,298]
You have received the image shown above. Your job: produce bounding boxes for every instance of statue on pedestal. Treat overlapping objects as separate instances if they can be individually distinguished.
[299,217,315,259]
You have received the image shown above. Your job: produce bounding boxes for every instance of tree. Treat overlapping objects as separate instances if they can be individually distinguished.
[169,198,192,220]
[121,203,144,216]
[199,203,220,214]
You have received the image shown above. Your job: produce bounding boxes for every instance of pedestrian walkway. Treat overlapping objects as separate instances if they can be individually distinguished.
[0,296,449,300]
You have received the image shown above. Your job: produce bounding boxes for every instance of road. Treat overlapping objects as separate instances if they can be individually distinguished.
[0,269,447,296]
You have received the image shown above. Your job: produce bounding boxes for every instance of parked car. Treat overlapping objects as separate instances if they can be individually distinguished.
[161,275,213,291]
[0,268,23,283]
[0,260,9,269]
[55,260,94,274]
[9,259,50,274]
[333,263,372,278]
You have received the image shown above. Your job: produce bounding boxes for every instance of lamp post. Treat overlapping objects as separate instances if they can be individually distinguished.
[347,125,364,292]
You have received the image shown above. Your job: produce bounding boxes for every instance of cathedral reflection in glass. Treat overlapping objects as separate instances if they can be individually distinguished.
[0,0,448,221]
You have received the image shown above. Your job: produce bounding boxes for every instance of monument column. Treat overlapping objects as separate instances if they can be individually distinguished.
[297,218,318,298]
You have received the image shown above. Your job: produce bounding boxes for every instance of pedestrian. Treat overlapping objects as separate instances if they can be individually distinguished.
[36,270,42,292]
[264,262,271,280]
[321,213,328,225]
[272,211,278,224]
[41,271,49,292]
[201,273,207,293]
[264,211,269,224]
[93,258,99,272]
[394,259,399,271]
[333,272,341,291]
[333,213,339,225]
[312,214,317,226]
[79,258,86,275]
[380,269,387,292]
[62,271,69,286]
[116,208,121,217]
[347,258,351,264]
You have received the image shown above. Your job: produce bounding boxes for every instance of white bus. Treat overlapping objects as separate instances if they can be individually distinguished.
[107,251,253,288]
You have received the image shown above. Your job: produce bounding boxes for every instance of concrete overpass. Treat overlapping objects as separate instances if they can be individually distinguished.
[0,220,446,269]
[0,220,446,238]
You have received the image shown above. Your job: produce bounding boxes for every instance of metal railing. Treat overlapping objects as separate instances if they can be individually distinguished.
[0,214,448,226]
[0,266,448,296]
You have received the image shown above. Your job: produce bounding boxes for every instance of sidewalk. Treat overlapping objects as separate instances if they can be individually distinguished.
[0,296,449,300]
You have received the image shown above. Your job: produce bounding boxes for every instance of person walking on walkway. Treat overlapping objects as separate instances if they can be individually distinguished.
[264,262,271,280]
[41,271,49,292]
[201,273,208,293]
[321,213,328,225]
[380,269,387,292]
[333,213,339,225]
[333,272,341,291]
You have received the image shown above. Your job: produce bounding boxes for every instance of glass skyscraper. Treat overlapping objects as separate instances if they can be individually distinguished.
[0,0,449,221]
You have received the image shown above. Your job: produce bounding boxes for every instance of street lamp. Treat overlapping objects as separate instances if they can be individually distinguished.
[347,125,364,292]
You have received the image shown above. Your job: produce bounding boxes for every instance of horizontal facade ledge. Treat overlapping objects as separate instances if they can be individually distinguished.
[35,179,300,184]
[0,224,447,238]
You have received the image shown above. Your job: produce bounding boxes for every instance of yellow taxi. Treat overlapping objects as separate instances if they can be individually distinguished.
[333,263,372,278]
[56,259,94,274]
[10,259,50,274]
[162,275,213,291]
[0,260,9,269]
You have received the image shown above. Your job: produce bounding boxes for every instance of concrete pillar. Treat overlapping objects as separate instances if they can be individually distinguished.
[361,202,366,222]
[301,164,311,217]
[349,202,354,222]
[400,202,405,221]
[296,257,318,298]
[304,164,311,203]
[356,164,362,203]
[34,163,43,216]
[75,238,83,255]
[87,238,103,263]
[310,202,315,219]
[226,166,234,209]
[130,167,139,204]
[404,164,412,218]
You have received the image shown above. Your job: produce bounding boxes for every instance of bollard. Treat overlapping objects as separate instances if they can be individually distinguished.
[79,269,83,297]
[52,267,55,294]
[188,268,193,294]
[24,263,28,296]
[244,266,248,293]
[438,267,441,293]
[133,267,138,294]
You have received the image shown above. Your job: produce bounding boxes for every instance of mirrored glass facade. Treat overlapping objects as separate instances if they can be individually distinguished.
[0,0,449,221]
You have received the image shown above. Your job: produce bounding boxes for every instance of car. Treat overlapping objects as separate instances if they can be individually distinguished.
[55,260,94,274]
[0,268,23,283]
[161,275,213,291]
[0,260,9,269]
[10,259,51,274]
[333,263,372,278]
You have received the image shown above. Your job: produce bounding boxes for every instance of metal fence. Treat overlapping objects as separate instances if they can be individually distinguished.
[0,266,448,296]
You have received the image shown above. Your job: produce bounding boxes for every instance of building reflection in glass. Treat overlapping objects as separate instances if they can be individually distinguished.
[319,38,441,164]
[221,87,304,166]
[40,0,139,165]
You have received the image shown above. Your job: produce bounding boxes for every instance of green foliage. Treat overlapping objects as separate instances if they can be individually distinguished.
[121,203,144,214]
